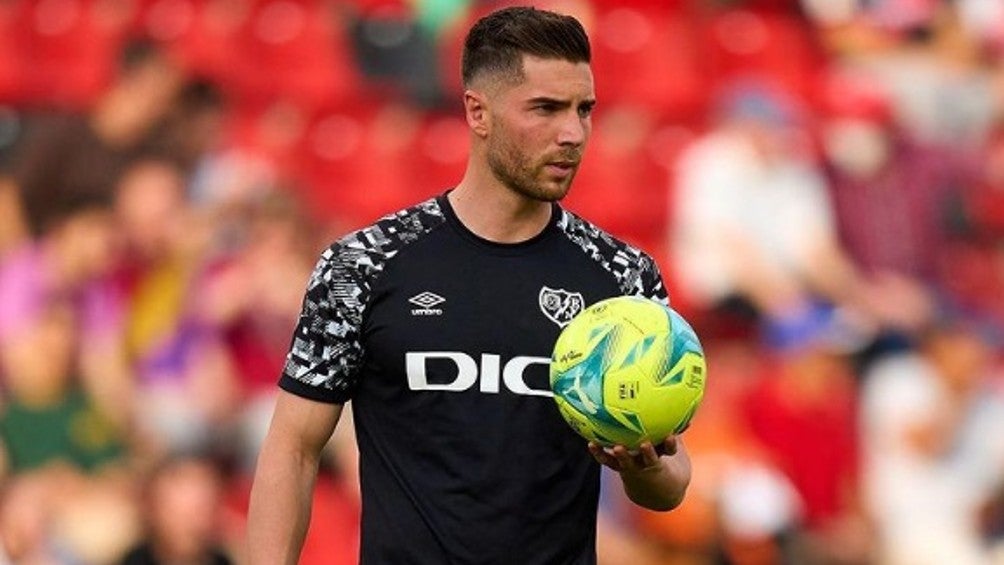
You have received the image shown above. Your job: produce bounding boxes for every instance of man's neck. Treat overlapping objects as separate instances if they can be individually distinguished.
[449,173,553,243]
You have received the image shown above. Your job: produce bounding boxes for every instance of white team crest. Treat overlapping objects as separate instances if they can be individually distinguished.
[539,286,584,328]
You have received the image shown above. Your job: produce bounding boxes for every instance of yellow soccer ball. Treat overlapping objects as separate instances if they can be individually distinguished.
[550,296,706,449]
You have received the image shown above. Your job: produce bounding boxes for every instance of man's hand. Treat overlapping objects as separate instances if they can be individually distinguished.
[587,436,680,474]
[588,435,690,511]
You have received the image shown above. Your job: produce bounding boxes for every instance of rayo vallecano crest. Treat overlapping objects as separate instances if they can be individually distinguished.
[539,286,585,328]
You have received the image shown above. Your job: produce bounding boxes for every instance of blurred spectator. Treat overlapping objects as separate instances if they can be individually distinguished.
[50,469,142,565]
[201,190,314,396]
[112,157,237,458]
[819,67,966,337]
[143,78,228,175]
[0,199,118,350]
[938,123,1004,342]
[0,465,140,564]
[668,81,876,344]
[197,189,318,470]
[608,341,807,565]
[858,5,996,148]
[0,472,66,563]
[860,323,1004,564]
[119,453,233,565]
[0,198,131,427]
[1,37,184,241]
[0,198,138,563]
[957,0,1004,55]
[742,323,872,564]
[0,303,124,476]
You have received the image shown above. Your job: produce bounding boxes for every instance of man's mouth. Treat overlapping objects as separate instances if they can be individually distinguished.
[545,161,577,177]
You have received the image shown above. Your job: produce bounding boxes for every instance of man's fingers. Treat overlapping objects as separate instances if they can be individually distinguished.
[661,435,679,456]
[637,442,660,467]
[588,442,619,469]
[589,440,673,471]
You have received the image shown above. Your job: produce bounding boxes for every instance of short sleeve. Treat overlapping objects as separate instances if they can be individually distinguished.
[278,247,367,404]
[635,253,669,307]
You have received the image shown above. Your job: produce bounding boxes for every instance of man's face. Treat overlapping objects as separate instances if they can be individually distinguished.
[484,55,595,202]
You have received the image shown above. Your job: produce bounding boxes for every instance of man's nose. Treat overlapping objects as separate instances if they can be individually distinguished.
[557,113,588,147]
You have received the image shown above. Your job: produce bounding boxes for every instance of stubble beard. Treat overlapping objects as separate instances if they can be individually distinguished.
[486,135,576,203]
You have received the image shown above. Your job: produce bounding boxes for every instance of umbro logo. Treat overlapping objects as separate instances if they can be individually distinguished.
[409,291,445,316]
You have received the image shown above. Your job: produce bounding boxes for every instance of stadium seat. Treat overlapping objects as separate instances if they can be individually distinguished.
[295,104,369,221]
[589,4,707,119]
[567,104,672,253]
[0,2,23,104]
[701,8,822,101]
[297,99,437,227]
[139,0,196,42]
[414,113,468,194]
[226,0,363,110]
[348,0,412,16]
[16,0,132,108]
[140,0,243,84]
[234,97,312,172]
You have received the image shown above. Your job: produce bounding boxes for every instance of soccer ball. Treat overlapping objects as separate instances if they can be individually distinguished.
[549,296,706,449]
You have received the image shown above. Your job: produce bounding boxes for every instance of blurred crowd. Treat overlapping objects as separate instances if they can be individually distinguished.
[0,0,1004,563]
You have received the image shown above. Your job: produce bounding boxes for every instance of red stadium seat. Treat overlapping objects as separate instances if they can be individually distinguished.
[297,100,438,227]
[242,98,312,170]
[701,8,822,101]
[296,104,369,221]
[414,113,468,194]
[140,0,243,84]
[17,0,133,108]
[0,2,23,103]
[349,0,412,17]
[566,104,672,253]
[591,0,688,8]
[589,4,708,119]
[140,0,196,42]
[225,0,363,110]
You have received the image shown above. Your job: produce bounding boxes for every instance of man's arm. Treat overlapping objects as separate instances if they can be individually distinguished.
[589,436,691,511]
[247,390,344,564]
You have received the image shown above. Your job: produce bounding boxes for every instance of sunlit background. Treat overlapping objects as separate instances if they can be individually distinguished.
[1,0,1004,563]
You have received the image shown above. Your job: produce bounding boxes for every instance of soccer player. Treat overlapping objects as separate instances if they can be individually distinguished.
[247,6,692,564]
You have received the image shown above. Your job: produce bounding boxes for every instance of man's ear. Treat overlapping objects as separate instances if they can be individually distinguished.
[464,90,489,138]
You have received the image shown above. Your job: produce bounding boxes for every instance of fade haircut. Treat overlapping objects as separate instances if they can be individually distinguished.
[461,6,591,89]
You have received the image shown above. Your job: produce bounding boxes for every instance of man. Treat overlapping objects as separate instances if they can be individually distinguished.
[247,7,691,564]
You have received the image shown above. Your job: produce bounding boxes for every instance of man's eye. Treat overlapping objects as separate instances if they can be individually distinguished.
[578,105,594,118]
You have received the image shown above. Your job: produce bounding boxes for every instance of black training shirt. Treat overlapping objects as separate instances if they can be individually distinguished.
[280,194,667,565]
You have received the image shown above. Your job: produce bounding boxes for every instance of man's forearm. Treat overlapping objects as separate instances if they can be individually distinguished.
[246,435,322,564]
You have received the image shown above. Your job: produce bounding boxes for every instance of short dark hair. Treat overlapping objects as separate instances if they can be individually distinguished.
[461,6,590,89]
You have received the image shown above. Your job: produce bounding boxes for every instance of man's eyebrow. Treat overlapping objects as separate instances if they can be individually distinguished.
[526,96,569,106]
[525,96,597,106]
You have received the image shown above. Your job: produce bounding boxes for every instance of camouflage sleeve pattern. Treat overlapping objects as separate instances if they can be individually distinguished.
[279,198,445,403]
[557,209,669,306]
